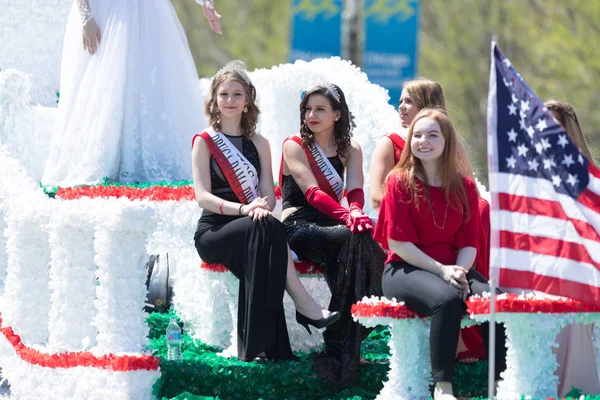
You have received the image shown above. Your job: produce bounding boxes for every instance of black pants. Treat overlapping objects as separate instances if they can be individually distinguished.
[382,262,507,383]
[194,215,295,361]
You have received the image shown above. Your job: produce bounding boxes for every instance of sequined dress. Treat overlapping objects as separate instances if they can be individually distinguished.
[281,155,385,385]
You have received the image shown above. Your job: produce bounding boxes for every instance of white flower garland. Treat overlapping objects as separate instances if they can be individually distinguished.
[1,204,52,345]
[0,334,160,400]
[353,296,477,400]
[92,199,155,354]
[0,70,57,182]
[468,293,600,399]
[0,0,71,106]
[47,200,98,351]
[0,212,7,296]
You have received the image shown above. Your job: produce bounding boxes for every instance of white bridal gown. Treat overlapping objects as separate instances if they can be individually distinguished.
[42,0,205,186]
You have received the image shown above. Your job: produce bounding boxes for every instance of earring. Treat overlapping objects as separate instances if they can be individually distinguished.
[334,117,339,121]
[243,106,248,113]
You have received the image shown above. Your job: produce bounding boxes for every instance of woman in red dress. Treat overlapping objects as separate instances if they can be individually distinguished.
[374,109,506,400]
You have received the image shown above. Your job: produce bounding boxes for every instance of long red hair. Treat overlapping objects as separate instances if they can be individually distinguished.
[389,108,470,220]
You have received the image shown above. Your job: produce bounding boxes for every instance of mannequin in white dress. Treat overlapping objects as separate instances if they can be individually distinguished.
[42,0,222,186]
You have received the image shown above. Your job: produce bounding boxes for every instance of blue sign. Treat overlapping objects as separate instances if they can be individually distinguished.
[363,0,420,105]
[288,0,343,62]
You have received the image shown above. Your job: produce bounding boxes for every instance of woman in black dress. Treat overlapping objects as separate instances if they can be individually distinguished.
[280,84,385,383]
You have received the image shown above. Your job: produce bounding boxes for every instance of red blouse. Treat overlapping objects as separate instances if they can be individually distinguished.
[374,173,480,266]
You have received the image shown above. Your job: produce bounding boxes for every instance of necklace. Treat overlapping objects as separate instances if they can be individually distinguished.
[426,196,449,230]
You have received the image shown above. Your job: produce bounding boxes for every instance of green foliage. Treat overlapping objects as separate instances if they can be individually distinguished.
[148,311,599,399]
[419,1,600,183]
[173,1,600,186]
[171,0,292,77]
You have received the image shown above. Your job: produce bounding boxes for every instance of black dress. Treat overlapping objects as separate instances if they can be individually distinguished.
[194,134,296,361]
[281,155,385,384]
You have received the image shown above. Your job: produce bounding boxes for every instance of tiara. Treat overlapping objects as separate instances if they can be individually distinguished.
[214,60,251,85]
[324,83,341,103]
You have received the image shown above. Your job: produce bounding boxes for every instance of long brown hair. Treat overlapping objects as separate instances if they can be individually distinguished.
[204,61,260,139]
[545,99,594,163]
[299,84,352,158]
[402,79,446,110]
[391,108,470,219]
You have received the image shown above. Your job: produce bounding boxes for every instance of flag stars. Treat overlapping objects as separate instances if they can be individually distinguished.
[557,134,569,148]
[543,158,556,170]
[519,119,527,131]
[578,154,585,165]
[536,118,548,132]
[507,103,517,116]
[520,100,530,112]
[503,77,513,88]
[526,125,535,138]
[562,154,575,168]
[534,142,543,154]
[528,159,540,171]
[507,128,518,142]
[512,93,519,104]
[503,58,512,67]
[551,175,562,187]
[541,138,551,151]
[506,155,517,169]
[567,173,580,187]
[517,143,529,157]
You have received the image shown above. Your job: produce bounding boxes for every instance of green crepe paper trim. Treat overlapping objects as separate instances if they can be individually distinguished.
[147,312,597,399]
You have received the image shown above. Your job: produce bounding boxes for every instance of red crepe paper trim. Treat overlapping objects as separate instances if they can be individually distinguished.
[56,186,195,201]
[466,294,600,315]
[200,260,325,276]
[200,261,229,273]
[0,313,160,371]
[351,301,426,320]
[56,185,284,201]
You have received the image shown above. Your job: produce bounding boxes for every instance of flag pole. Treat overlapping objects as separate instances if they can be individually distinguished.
[487,34,499,400]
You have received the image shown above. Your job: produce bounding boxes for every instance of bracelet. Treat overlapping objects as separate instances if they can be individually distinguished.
[219,201,225,215]
[238,204,244,216]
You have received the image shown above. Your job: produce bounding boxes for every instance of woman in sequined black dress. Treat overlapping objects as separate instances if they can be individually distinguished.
[191,63,339,363]
[280,84,386,384]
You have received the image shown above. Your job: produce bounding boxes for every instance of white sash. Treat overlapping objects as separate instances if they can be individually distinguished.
[206,129,259,204]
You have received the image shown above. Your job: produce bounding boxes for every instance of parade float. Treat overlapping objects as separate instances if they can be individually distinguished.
[1,2,600,399]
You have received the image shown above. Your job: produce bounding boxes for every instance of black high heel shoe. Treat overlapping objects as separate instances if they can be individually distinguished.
[295,310,341,335]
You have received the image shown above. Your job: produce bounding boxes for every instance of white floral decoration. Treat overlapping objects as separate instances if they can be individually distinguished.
[47,201,98,351]
[353,296,478,400]
[0,334,160,400]
[0,0,71,106]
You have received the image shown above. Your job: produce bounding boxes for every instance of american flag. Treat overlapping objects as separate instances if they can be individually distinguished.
[487,43,600,304]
